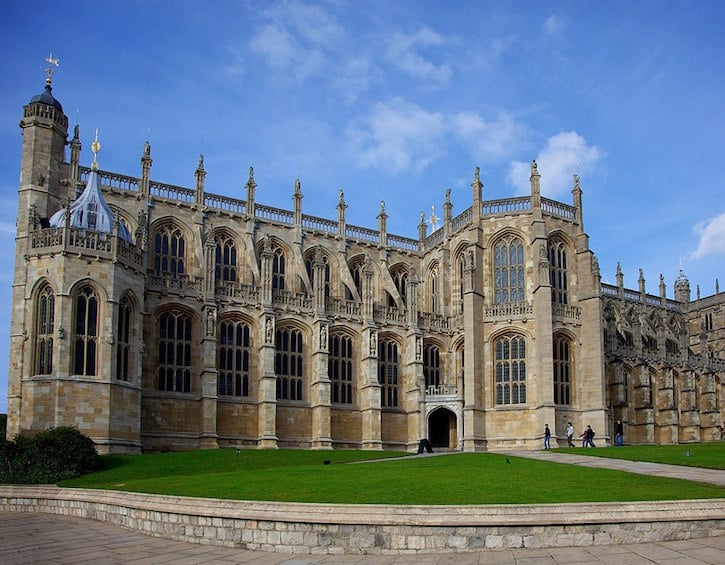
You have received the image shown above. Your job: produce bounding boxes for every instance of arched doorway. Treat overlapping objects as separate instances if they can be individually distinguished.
[428,408,457,449]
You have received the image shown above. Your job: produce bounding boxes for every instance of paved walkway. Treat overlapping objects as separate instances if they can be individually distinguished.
[1,512,723,564]
[1,452,723,564]
[502,449,725,487]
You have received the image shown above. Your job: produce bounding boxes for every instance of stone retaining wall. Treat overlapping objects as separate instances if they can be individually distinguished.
[1,486,723,554]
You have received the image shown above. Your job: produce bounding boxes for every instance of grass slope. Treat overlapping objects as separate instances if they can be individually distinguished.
[59,449,724,505]
[566,442,725,470]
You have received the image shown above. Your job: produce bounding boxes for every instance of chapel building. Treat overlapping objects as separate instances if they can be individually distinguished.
[6,78,723,453]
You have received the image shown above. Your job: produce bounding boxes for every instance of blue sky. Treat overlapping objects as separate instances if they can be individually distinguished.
[1,1,724,413]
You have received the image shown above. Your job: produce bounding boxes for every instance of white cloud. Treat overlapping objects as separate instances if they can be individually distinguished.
[453,111,524,162]
[543,15,566,37]
[387,27,453,85]
[346,99,447,172]
[691,213,725,259]
[507,131,602,197]
[249,1,341,80]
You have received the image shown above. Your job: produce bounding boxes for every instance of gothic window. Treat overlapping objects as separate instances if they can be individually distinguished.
[423,344,441,389]
[495,334,526,405]
[329,333,353,404]
[153,225,185,277]
[347,259,364,300]
[378,339,399,408]
[157,311,192,393]
[549,238,568,304]
[457,254,465,312]
[704,311,713,331]
[73,286,98,376]
[388,268,408,308]
[116,296,132,381]
[430,267,439,313]
[215,235,237,283]
[275,327,303,400]
[305,254,331,297]
[553,335,571,405]
[272,246,286,291]
[218,320,250,397]
[494,235,524,304]
[34,284,54,375]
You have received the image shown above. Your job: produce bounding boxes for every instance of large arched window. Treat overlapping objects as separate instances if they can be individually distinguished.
[378,338,399,408]
[74,286,98,376]
[218,319,250,397]
[272,246,286,291]
[157,311,192,392]
[553,335,571,405]
[423,344,441,389]
[429,266,439,313]
[305,253,331,297]
[494,235,524,304]
[549,238,568,304]
[389,268,408,308]
[275,327,303,400]
[34,284,55,375]
[329,333,353,404]
[153,225,185,277]
[215,234,238,283]
[495,334,526,405]
[116,296,132,381]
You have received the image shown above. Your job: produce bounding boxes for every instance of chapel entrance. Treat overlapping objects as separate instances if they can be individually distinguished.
[428,407,457,449]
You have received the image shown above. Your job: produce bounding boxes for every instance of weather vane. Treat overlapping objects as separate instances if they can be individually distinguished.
[91,129,101,170]
[44,52,59,85]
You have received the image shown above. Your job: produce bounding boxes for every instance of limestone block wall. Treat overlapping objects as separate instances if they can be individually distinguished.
[0,486,722,554]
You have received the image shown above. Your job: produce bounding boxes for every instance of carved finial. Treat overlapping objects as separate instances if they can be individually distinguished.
[429,205,438,231]
[531,159,539,175]
[474,166,480,184]
[143,140,151,157]
[248,166,254,180]
[445,188,451,203]
[338,188,345,203]
[44,53,59,85]
[91,129,101,170]
[294,178,301,194]
[380,200,385,213]
[573,174,580,189]
[197,154,205,170]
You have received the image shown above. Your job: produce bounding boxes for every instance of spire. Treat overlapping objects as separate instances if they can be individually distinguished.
[530,159,541,208]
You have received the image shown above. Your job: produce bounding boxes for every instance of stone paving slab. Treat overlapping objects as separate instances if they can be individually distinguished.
[2,512,724,564]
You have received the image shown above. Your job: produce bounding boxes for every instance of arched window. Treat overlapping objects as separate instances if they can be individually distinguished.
[549,238,568,304]
[74,286,98,376]
[305,253,330,297]
[378,339,399,408]
[215,235,237,283]
[153,225,185,277]
[116,296,132,381]
[389,268,408,308]
[553,335,571,405]
[218,320,250,397]
[34,284,55,375]
[157,311,192,392]
[423,344,441,389]
[430,267,438,313]
[494,235,524,304]
[457,254,465,312]
[347,259,364,300]
[272,246,286,291]
[275,327,303,400]
[329,333,353,404]
[495,334,526,405]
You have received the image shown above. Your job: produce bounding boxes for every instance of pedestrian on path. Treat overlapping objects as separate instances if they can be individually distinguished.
[566,421,574,447]
[584,425,596,448]
[543,424,551,449]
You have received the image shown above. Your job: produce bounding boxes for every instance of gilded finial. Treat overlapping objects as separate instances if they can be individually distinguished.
[44,52,59,85]
[91,129,101,170]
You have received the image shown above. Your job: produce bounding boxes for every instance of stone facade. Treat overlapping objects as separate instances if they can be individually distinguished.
[6,81,724,454]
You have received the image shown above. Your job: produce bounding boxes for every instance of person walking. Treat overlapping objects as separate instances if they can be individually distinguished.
[584,425,596,448]
[566,421,574,447]
[615,420,624,446]
[543,424,551,449]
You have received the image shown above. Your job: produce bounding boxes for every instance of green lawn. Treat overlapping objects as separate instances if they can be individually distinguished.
[566,442,725,470]
[59,448,724,504]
